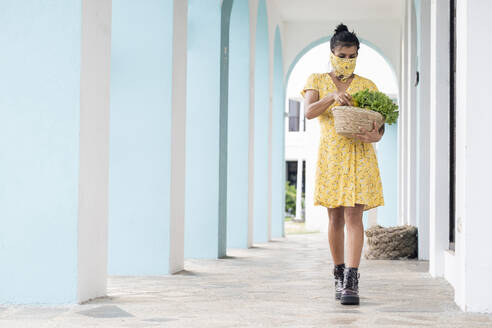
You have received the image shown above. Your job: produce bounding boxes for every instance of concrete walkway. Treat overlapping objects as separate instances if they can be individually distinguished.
[1,233,491,327]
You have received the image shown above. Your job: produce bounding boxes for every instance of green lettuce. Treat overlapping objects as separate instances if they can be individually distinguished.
[352,88,399,125]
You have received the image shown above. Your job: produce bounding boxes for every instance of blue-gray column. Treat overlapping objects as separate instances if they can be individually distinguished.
[271,26,286,238]
[253,0,270,243]
[227,0,251,248]
[185,0,231,258]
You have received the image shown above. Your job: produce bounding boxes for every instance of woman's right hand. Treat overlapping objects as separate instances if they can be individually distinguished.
[331,91,353,106]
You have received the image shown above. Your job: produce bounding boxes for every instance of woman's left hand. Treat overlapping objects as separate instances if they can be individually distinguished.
[354,121,383,143]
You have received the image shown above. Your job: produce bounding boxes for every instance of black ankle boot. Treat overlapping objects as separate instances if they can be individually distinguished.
[333,263,345,300]
[340,267,360,305]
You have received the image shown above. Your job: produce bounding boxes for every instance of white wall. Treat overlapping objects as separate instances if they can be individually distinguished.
[424,0,492,313]
[454,0,492,313]
[283,19,402,81]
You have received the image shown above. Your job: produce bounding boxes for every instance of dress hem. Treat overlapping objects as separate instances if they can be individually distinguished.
[314,199,384,212]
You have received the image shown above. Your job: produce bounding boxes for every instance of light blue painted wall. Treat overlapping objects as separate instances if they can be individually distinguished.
[227,0,251,248]
[0,0,81,303]
[377,123,399,227]
[253,0,270,243]
[185,0,224,258]
[271,26,286,238]
[109,0,174,274]
[286,36,399,228]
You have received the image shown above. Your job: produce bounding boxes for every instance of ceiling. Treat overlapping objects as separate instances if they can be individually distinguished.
[272,0,405,22]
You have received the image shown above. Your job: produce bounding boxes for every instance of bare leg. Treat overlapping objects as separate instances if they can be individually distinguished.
[327,206,345,265]
[344,204,365,268]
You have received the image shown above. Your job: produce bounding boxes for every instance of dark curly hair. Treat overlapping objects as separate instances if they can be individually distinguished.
[330,23,360,52]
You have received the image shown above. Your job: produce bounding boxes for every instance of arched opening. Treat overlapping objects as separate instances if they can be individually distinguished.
[285,38,399,233]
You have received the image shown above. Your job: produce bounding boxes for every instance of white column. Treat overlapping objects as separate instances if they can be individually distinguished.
[398,4,408,226]
[169,0,187,273]
[78,0,112,303]
[454,0,467,307]
[247,0,258,247]
[429,0,450,278]
[400,0,419,228]
[417,0,431,260]
[295,159,303,221]
[406,0,418,227]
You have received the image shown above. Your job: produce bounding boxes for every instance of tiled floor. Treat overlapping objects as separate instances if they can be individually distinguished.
[1,232,491,327]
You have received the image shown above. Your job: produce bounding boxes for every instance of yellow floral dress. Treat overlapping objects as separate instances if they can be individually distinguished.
[300,73,384,211]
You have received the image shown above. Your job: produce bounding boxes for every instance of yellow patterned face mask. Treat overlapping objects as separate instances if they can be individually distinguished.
[330,51,357,82]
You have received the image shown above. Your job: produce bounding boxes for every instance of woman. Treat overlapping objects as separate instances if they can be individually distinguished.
[300,23,385,305]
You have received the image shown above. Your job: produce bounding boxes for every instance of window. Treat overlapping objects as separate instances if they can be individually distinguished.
[286,161,298,186]
[302,160,306,193]
[288,99,300,131]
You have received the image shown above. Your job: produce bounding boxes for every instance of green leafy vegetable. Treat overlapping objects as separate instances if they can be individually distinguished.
[352,88,399,125]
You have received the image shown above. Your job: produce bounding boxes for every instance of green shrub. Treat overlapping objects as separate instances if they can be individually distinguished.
[285,181,297,215]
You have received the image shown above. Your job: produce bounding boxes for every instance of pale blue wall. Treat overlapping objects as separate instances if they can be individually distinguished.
[109,0,174,274]
[227,0,251,248]
[185,0,224,258]
[0,0,81,303]
[253,0,270,243]
[271,26,286,238]
[377,123,399,227]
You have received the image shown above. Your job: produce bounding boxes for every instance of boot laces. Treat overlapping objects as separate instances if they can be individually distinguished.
[344,272,360,289]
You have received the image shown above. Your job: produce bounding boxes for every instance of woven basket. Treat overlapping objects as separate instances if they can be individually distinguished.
[364,225,418,260]
[331,106,384,138]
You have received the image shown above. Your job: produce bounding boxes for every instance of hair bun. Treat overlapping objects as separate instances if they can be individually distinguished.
[334,23,349,34]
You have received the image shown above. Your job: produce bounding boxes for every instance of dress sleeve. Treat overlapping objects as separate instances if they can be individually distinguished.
[300,73,319,98]
[366,79,379,92]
